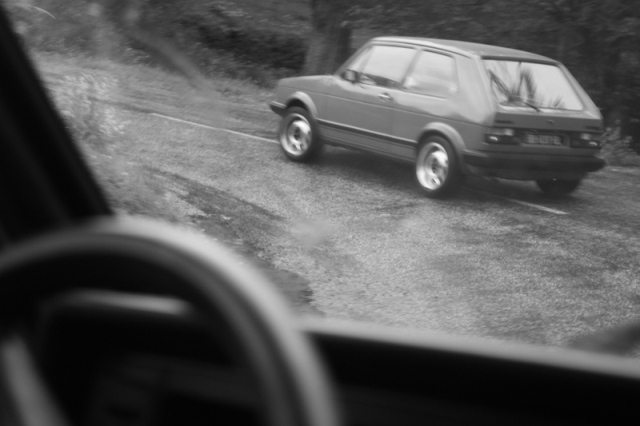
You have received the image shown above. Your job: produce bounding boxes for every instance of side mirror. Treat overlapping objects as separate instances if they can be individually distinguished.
[343,69,357,83]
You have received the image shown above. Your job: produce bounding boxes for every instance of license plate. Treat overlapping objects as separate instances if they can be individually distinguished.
[524,134,562,146]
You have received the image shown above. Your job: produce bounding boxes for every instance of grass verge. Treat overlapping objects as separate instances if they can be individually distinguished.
[37,51,320,314]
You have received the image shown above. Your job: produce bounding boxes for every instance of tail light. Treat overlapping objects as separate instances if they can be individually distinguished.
[570,133,601,148]
[485,128,517,144]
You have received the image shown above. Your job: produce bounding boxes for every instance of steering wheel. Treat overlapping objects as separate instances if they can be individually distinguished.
[0,216,340,426]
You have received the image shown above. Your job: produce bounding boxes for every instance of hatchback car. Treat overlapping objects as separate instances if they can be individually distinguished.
[270,37,605,197]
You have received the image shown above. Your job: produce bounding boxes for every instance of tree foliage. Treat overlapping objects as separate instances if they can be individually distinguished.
[7,0,640,121]
[308,0,640,122]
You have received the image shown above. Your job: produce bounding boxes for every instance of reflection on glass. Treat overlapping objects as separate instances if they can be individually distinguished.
[484,60,583,111]
[404,51,456,97]
[359,45,415,88]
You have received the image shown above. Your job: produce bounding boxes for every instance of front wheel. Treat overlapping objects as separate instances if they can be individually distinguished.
[536,178,582,197]
[415,136,460,198]
[278,107,323,162]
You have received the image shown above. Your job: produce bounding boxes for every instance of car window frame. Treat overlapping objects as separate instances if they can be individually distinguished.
[335,43,419,88]
[0,8,111,247]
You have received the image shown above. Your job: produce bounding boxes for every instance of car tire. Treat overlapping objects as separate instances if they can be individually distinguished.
[536,178,582,197]
[415,136,460,198]
[278,107,323,162]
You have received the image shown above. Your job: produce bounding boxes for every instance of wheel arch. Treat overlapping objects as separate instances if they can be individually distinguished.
[417,123,467,173]
[284,92,319,118]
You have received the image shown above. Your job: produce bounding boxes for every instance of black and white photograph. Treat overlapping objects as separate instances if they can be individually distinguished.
[0,1,639,425]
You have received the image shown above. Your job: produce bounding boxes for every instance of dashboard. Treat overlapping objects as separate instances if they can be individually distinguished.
[34,290,640,426]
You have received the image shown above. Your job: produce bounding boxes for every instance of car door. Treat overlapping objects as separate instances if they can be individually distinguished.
[390,50,459,160]
[324,44,417,156]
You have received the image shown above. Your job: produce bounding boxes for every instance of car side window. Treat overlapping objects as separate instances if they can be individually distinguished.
[341,47,371,79]
[404,51,457,97]
[358,45,416,89]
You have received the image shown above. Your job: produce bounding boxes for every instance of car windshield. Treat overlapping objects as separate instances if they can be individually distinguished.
[3,1,640,360]
[484,60,583,111]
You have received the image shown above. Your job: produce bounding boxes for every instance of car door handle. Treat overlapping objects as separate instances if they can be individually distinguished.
[378,93,393,101]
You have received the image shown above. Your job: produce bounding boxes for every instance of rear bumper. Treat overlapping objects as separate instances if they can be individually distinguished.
[269,101,286,116]
[463,151,605,179]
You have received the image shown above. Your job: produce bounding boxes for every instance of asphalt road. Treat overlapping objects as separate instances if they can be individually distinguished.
[119,108,640,351]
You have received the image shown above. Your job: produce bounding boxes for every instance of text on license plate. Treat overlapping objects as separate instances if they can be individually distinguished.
[524,134,562,145]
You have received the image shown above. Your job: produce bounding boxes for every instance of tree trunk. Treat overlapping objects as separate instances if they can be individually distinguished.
[303,0,352,75]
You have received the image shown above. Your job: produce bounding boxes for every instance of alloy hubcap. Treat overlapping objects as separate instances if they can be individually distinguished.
[282,115,311,155]
[417,143,449,190]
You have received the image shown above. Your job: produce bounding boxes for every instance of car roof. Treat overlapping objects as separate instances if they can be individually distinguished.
[373,36,555,63]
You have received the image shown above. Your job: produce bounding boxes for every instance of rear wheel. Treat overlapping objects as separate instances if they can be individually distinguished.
[278,107,323,162]
[536,178,582,196]
[415,136,460,198]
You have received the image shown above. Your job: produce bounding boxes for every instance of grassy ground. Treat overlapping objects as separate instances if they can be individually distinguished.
[33,50,278,227]
[35,52,278,137]
[33,51,319,314]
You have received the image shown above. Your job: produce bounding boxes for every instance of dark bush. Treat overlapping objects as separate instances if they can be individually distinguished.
[187,16,307,73]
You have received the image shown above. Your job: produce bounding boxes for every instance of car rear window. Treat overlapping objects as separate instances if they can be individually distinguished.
[483,60,583,111]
